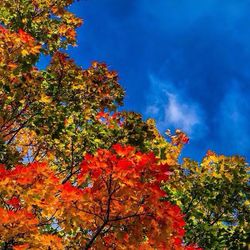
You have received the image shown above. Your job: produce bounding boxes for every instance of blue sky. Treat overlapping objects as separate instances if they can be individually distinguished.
[63,0,250,162]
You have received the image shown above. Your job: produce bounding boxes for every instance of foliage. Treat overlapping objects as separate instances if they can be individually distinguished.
[0,0,82,53]
[0,26,42,166]
[165,151,249,249]
[0,0,249,249]
[0,145,200,249]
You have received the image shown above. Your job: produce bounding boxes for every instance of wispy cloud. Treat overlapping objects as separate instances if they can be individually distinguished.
[164,92,200,134]
[145,74,206,138]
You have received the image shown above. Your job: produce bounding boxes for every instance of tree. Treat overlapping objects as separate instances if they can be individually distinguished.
[165,151,249,249]
[146,124,249,249]
[0,0,249,249]
[0,145,200,249]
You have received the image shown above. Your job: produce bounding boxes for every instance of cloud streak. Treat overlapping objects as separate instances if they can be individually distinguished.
[164,93,200,135]
[145,74,206,138]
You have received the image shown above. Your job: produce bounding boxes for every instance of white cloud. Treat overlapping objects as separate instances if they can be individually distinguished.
[145,74,206,138]
[164,92,200,134]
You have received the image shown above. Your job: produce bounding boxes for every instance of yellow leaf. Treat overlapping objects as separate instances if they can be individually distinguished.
[224,172,233,181]
[21,49,29,56]
[40,94,52,103]
[211,172,221,178]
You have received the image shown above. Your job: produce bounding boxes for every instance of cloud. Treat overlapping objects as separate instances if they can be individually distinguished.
[164,93,200,134]
[145,74,206,138]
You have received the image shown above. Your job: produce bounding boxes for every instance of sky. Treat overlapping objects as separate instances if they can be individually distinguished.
[62,0,250,162]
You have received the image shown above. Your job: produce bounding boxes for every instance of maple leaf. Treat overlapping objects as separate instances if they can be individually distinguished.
[117,159,132,170]
[13,244,29,250]
[18,29,34,43]
[6,196,21,208]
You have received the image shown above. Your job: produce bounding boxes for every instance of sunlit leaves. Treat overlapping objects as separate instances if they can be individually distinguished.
[165,152,249,249]
[0,26,43,166]
[0,162,62,248]
[0,148,200,249]
[74,145,194,249]
[0,0,248,249]
[0,0,82,53]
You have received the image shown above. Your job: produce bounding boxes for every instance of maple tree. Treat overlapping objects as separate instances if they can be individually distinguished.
[0,145,200,249]
[145,124,249,249]
[0,0,249,249]
[165,151,249,249]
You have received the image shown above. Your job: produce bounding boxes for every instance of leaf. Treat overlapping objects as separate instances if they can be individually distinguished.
[13,244,29,250]
[40,93,52,103]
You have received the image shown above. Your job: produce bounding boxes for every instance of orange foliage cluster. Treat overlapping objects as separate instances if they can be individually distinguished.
[0,26,41,61]
[0,145,200,249]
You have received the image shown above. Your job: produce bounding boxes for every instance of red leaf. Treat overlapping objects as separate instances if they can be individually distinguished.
[117,159,132,170]
[6,197,20,208]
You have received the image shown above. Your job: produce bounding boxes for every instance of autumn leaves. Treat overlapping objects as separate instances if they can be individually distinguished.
[0,0,248,249]
[0,147,199,249]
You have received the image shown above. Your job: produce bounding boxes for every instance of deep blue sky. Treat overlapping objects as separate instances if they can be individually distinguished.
[62,0,250,162]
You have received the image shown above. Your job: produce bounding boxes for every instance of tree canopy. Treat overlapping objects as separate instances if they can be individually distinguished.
[0,0,249,249]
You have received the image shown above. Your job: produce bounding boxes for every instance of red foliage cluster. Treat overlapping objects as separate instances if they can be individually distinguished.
[0,145,201,249]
